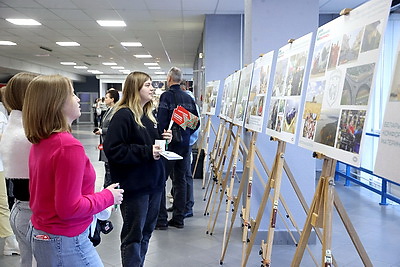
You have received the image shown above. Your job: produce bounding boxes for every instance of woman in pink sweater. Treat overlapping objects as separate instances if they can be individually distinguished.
[23,74,124,266]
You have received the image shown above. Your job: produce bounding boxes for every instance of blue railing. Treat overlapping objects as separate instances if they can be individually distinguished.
[335,133,400,205]
[334,132,400,205]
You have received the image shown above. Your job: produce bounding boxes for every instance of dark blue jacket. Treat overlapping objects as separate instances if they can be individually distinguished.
[157,84,199,149]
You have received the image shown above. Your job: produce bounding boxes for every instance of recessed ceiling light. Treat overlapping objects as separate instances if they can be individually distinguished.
[96,20,126,27]
[60,62,76,65]
[56,42,80,47]
[111,66,125,69]
[102,62,117,66]
[0,41,17,46]
[134,54,152,58]
[6,18,41,26]
[121,42,142,47]
[148,67,161,70]
[154,71,165,75]
[74,66,88,69]
[87,70,103,74]
[144,63,159,66]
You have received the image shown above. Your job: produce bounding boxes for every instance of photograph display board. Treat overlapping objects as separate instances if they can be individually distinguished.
[266,33,313,144]
[298,0,392,166]
[233,63,254,126]
[203,80,221,115]
[225,70,241,123]
[219,74,232,120]
[245,51,274,132]
[374,42,400,184]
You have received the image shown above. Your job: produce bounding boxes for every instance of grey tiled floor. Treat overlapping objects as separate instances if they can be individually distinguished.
[1,124,400,266]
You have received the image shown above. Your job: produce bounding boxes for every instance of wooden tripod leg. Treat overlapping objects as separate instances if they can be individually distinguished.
[241,132,257,266]
[203,124,230,211]
[260,140,286,267]
[220,155,250,264]
[242,140,281,266]
[205,124,233,220]
[291,157,336,267]
[210,127,242,235]
[333,191,373,267]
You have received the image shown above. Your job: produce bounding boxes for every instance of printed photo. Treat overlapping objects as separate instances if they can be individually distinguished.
[389,51,400,102]
[285,52,307,96]
[272,58,288,97]
[314,110,340,147]
[259,65,270,94]
[336,109,366,154]
[338,28,363,65]
[340,63,375,106]
[327,39,341,70]
[360,20,382,53]
[311,41,331,77]
[267,99,279,130]
[283,98,300,134]
[302,112,318,140]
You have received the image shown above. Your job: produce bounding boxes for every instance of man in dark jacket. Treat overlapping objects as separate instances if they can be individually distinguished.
[156,67,199,229]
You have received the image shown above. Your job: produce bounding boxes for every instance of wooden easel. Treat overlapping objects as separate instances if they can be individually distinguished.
[205,122,235,231]
[219,131,257,264]
[291,153,372,267]
[240,131,258,266]
[192,115,212,187]
[207,125,242,235]
[204,122,233,217]
[218,124,242,254]
[203,119,226,201]
[242,138,286,266]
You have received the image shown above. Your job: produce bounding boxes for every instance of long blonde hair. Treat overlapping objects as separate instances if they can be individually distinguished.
[114,72,156,127]
[23,75,72,144]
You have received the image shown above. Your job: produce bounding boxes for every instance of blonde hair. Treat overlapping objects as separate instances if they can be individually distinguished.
[4,72,38,111]
[23,75,72,144]
[114,71,156,127]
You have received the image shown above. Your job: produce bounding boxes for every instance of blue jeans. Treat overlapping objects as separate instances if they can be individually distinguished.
[120,192,162,267]
[10,200,33,267]
[28,223,103,266]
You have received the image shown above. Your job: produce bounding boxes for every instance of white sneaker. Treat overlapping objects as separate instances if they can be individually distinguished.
[3,235,20,256]
[167,193,173,198]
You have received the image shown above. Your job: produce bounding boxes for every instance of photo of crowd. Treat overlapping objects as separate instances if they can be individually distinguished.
[336,109,366,153]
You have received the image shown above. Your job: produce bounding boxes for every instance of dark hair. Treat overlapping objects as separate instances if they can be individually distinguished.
[106,89,120,103]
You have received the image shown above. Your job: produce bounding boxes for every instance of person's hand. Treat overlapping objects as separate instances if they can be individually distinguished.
[153,144,162,160]
[93,128,102,135]
[162,129,172,144]
[106,183,124,205]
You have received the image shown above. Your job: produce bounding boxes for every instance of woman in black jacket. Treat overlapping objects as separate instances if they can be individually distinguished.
[104,72,171,267]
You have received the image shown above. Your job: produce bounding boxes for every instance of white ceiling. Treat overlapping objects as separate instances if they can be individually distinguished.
[0,0,387,81]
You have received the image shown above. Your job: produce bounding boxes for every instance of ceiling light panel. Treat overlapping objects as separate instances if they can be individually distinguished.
[148,67,161,69]
[102,62,117,66]
[121,42,142,47]
[134,54,152,58]
[56,42,80,46]
[0,41,17,46]
[96,20,126,27]
[60,62,76,65]
[144,63,159,66]
[6,18,41,25]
